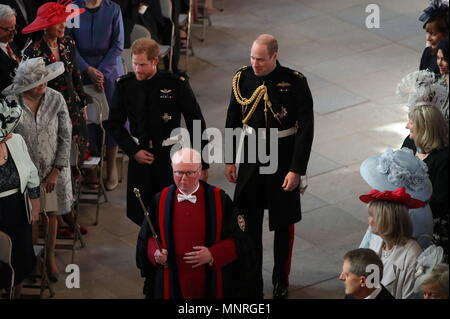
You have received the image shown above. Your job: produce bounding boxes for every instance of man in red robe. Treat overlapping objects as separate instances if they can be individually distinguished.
[136,148,258,299]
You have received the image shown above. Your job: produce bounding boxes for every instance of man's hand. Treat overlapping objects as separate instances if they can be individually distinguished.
[184,246,213,268]
[225,164,237,183]
[154,248,168,267]
[43,167,60,193]
[200,169,208,182]
[134,150,155,164]
[282,171,300,191]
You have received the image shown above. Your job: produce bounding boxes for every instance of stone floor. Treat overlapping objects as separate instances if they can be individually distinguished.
[41,0,427,299]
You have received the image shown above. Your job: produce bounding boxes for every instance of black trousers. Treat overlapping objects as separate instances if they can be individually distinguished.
[241,174,295,296]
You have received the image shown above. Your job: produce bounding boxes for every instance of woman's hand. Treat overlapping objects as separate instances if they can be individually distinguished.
[86,66,104,86]
[30,198,40,223]
[43,167,60,193]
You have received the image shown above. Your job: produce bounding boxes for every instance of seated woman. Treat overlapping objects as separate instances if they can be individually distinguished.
[420,263,449,299]
[3,57,73,282]
[359,187,424,299]
[405,104,449,260]
[0,97,40,298]
[359,148,434,250]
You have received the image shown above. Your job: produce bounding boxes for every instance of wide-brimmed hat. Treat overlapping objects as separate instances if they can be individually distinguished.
[0,97,22,142]
[396,70,449,110]
[22,0,85,34]
[360,148,432,202]
[359,187,426,209]
[2,57,65,96]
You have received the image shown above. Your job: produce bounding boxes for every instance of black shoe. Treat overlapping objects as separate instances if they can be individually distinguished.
[273,283,288,299]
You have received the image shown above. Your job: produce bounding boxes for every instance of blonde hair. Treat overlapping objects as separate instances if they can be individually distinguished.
[131,38,160,60]
[409,104,449,153]
[368,200,413,246]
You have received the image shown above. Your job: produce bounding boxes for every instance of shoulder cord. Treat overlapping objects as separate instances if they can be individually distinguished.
[232,71,282,126]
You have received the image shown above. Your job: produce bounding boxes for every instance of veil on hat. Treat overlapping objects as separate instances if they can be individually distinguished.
[396,70,449,110]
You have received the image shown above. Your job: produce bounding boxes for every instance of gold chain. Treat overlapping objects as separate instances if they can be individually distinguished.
[232,71,282,126]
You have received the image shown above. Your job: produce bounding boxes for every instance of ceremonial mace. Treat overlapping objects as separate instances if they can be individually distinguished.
[133,188,162,252]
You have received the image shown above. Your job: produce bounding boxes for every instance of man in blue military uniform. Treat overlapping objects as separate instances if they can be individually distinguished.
[225,34,314,299]
[109,37,208,227]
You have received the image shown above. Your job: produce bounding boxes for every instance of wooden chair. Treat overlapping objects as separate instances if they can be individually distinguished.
[78,95,108,226]
[23,212,55,298]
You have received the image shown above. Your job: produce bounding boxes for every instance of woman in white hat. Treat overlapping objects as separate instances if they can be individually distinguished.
[0,97,40,298]
[3,57,72,282]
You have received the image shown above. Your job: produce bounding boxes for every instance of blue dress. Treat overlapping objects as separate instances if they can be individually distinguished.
[66,0,125,107]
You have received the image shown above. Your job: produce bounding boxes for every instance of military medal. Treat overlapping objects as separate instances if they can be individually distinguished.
[160,89,173,99]
[237,215,246,231]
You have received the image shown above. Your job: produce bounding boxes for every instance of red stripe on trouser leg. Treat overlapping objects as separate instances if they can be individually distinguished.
[284,225,295,284]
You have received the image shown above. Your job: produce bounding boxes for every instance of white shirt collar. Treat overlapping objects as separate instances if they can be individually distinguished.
[364,287,382,299]
[0,41,8,55]
[178,183,200,197]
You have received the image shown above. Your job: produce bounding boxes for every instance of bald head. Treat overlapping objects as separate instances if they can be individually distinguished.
[171,148,203,194]
[171,148,202,165]
[253,34,278,57]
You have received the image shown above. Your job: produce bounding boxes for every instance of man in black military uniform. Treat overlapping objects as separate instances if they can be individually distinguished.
[225,34,314,299]
[109,37,208,227]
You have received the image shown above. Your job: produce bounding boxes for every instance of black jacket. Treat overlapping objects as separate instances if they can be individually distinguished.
[0,0,37,50]
[109,71,208,225]
[0,42,19,97]
[225,62,314,230]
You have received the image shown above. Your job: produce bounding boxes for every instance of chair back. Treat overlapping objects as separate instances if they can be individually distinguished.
[0,231,12,265]
[0,231,15,299]
[130,24,152,44]
[159,0,173,20]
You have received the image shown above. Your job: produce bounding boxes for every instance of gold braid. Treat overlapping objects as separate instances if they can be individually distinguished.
[232,71,283,126]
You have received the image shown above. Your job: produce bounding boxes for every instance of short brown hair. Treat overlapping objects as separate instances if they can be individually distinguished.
[424,13,449,34]
[131,38,160,60]
[254,34,278,57]
[368,200,413,247]
[409,104,449,153]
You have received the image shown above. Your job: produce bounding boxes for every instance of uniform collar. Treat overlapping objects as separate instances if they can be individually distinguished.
[258,61,281,82]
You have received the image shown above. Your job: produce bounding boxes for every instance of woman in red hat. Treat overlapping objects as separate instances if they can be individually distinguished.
[22,1,88,237]
[359,187,424,299]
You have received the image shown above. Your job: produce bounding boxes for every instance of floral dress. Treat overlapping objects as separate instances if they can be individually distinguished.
[11,89,73,214]
[24,35,89,165]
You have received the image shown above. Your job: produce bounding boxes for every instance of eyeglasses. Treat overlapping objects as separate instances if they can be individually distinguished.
[173,168,200,177]
[0,26,16,33]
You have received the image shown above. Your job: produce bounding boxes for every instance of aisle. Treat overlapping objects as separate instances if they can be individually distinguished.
[51,0,426,299]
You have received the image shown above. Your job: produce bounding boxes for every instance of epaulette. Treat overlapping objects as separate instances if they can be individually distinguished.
[116,72,135,83]
[236,65,251,73]
[292,71,305,79]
